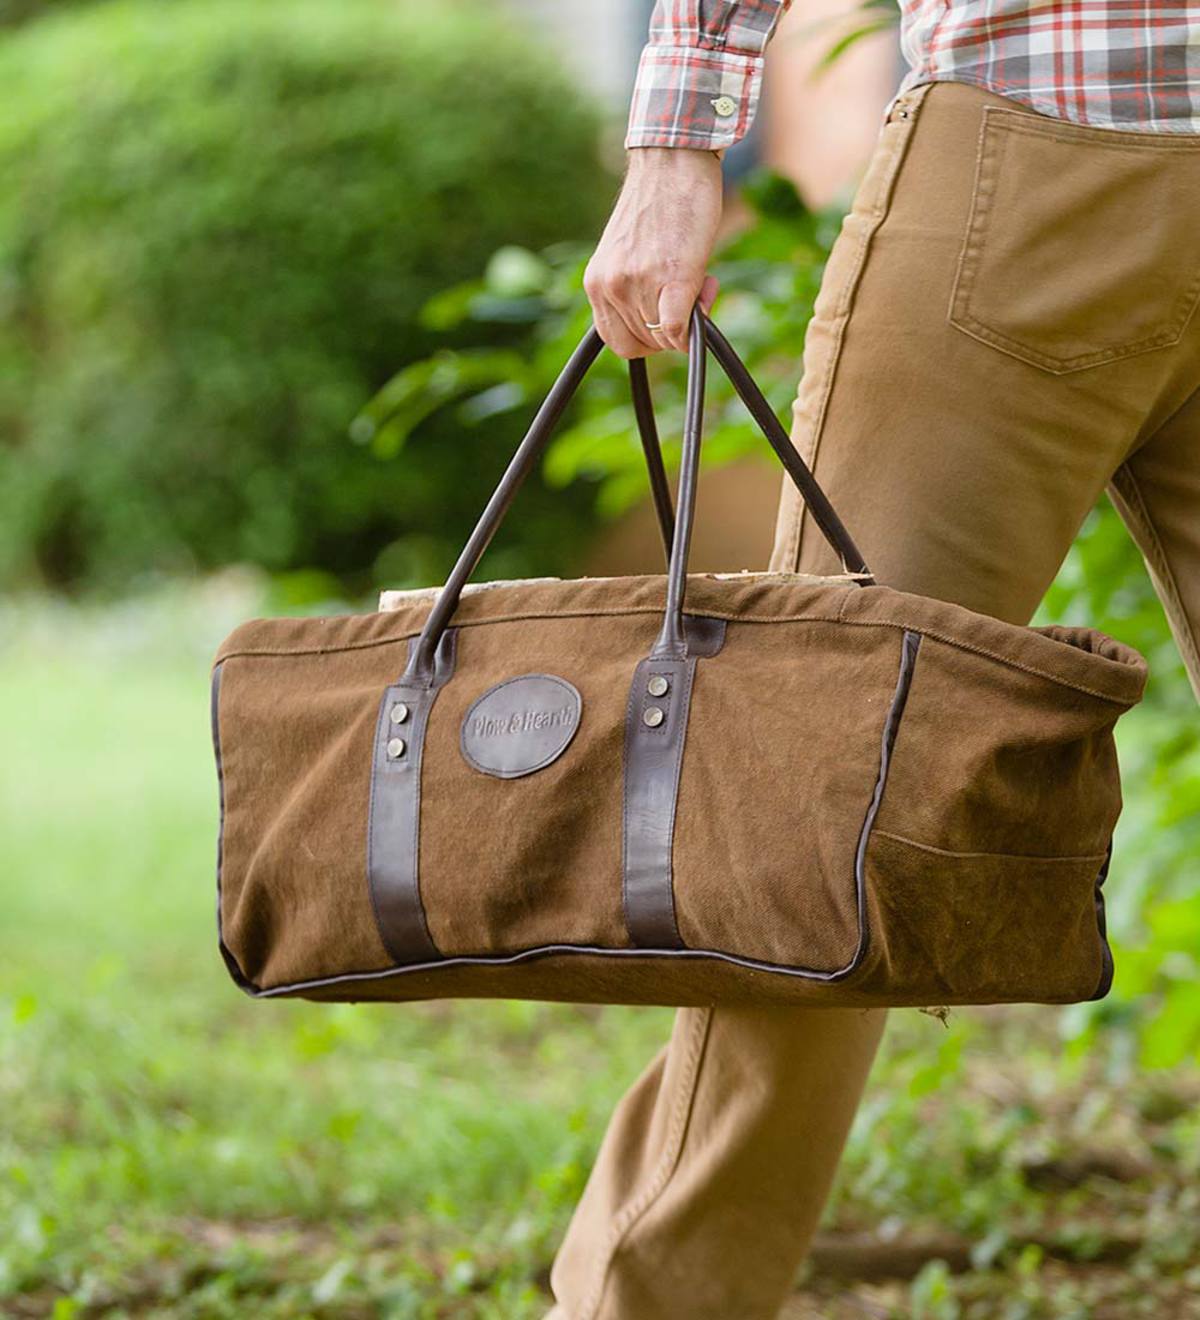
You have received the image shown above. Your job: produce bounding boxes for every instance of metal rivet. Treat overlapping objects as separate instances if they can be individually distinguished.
[390,702,409,724]
[386,737,406,759]
[642,706,665,728]
[647,675,669,698]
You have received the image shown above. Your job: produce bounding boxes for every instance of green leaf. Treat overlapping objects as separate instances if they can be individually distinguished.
[812,17,901,75]
[484,245,552,298]
[353,349,531,457]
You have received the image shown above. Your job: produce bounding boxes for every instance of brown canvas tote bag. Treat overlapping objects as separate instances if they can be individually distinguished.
[210,310,1148,1009]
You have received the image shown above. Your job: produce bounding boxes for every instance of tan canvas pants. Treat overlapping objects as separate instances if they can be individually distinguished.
[548,79,1200,1320]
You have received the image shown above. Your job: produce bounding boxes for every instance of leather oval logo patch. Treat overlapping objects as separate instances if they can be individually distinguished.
[460,674,582,779]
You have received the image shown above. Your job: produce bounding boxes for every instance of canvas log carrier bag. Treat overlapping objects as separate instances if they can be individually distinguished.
[211,310,1149,1010]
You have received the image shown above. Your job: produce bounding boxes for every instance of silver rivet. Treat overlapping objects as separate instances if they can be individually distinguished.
[647,675,669,698]
[642,706,665,728]
[387,737,406,759]
[390,702,409,724]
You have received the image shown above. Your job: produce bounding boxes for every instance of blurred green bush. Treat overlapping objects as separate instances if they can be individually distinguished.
[361,174,839,520]
[0,0,76,27]
[360,171,841,522]
[0,0,612,592]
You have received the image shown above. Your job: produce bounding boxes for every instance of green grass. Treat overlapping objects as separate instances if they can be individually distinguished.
[2,579,1198,1319]
[0,581,671,1317]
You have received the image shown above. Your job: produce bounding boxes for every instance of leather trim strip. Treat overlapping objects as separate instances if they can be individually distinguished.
[366,629,458,965]
[248,941,885,998]
[210,662,254,992]
[622,615,727,948]
[843,626,922,975]
[1088,839,1116,1000]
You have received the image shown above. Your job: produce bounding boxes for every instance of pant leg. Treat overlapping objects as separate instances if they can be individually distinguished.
[551,79,1200,1320]
[548,1004,886,1319]
[1109,391,1200,702]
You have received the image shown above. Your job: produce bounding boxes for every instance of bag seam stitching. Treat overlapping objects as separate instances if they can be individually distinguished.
[216,612,1140,705]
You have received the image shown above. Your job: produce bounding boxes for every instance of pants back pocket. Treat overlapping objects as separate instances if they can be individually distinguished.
[949,107,1200,374]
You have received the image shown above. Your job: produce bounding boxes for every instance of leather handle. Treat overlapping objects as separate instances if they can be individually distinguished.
[403,309,873,683]
[651,308,707,659]
[650,309,873,659]
[629,358,676,560]
[403,326,604,684]
[702,312,871,580]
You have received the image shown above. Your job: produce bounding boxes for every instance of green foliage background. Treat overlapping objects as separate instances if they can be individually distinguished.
[0,0,611,593]
[2,2,1197,1312]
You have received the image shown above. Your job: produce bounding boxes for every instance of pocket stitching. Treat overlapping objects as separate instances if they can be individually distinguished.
[948,107,1200,374]
[981,105,1200,153]
[871,827,1110,864]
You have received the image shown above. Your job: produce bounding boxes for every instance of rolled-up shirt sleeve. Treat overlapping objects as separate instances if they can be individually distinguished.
[626,0,794,150]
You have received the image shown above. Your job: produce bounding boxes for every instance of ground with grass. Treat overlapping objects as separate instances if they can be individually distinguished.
[2,579,1198,1319]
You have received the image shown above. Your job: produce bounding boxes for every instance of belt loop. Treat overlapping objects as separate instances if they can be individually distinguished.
[887,81,932,124]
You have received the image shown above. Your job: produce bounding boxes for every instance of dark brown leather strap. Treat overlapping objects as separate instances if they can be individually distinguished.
[367,629,457,964]
[652,310,707,660]
[403,329,605,685]
[702,313,872,579]
[629,358,676,560]
[621,313,719,947]
[623,616,726,948]
[403,309,873,683]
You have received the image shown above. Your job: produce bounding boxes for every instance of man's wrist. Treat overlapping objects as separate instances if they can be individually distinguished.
[626,146,724,175]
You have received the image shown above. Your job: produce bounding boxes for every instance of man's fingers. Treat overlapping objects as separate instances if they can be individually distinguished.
[656,280,704,353]
[610,299,662,359]
[590,298,645,360]
[586,270,719,358]
[586,264,661,358]
[699,273,720,315]
[606,273,663,355]
[635,300,674,354]
[652,274,721,352]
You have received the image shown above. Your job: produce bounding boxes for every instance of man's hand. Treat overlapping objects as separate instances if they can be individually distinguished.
[583,147,722,357]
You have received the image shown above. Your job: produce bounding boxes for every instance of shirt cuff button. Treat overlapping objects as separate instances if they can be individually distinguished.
[711,95,737,118]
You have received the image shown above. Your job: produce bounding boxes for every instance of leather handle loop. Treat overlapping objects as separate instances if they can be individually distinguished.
[651,308,706,659]
[701,311,872,580]
[649,309,873,659]
[403,308,873,684]
[629,358,676,560]
[403,326,604,684]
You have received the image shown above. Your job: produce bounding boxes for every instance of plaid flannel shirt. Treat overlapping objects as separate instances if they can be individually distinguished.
[627,0,1200,151]
[627,0,794,151]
